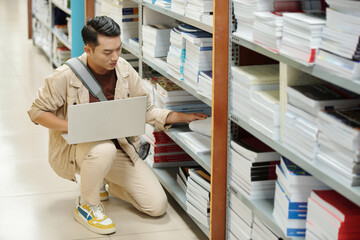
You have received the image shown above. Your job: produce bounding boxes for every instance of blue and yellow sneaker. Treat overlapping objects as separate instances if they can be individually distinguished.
[74,197,116,234]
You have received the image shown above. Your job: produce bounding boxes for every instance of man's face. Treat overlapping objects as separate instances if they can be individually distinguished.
[87,34,122,73]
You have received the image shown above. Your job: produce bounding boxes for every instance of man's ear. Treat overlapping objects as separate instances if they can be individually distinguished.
[84,45,92,55]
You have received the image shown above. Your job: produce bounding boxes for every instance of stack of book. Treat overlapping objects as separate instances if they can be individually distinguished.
[273,157,329,238]
[229,136,281,200]
[232,0,275,41]
[129,37,139,48]
[121,48,138,69]
[197,71,212,100]
[230,64,279,123]
[182,31,213,88]
[177,166,189,193]
[253,12,284,53]
[151,76,212,116]
[185,0,213,22]
[166,25,191,81]
[142,24,172,58]
[306,189,360,239]
[273,0,302,12]
[279,12,326,66]
[252,215,282,240]
[188,117,212,137]
[186,167,211,228]
[100,0,139,41]
[171,0,187,15]
[178,131,211,155]
[317,107,360,186]
[144,124,197,167]
[155,0,171,8]
[228,192,254,239]
[284,83,360,162]
[250,90,281,140]
[316,1,360,79]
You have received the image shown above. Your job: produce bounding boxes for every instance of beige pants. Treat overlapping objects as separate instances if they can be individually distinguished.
[75,140,167,217]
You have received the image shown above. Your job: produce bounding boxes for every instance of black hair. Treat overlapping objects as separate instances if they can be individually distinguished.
[81,16,121,48]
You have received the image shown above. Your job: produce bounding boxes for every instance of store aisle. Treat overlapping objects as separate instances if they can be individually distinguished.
[0,1,207,239]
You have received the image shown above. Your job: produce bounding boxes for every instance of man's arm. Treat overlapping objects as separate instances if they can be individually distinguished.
[166,112,208,124]
[34,112,68,132]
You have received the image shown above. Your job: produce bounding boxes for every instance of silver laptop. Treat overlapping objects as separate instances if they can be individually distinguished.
[62,96,147,144]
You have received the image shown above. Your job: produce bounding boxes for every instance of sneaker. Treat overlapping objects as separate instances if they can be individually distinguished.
[74,197,116,235]
[100,185,109,201]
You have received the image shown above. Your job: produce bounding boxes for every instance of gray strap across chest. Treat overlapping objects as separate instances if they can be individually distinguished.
[65,58,107,102]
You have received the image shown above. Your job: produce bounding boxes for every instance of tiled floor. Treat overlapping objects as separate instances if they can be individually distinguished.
[0,1,207,239]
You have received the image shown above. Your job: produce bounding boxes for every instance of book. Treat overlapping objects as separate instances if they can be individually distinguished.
[230,137,280,162]
[189,168,211,192]
[178,131,211,155]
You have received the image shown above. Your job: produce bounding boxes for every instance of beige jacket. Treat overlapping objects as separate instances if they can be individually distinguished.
[28,53,172,181]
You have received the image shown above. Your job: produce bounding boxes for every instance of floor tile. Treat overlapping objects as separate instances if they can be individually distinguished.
[109,228,207,240]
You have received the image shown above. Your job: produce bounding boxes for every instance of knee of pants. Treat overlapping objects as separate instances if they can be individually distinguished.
[145,193,168,217]
[88,142,117,170]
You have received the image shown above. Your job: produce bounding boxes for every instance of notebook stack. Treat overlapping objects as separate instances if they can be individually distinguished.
[142,24,172,58]
[100,0,139,41]
[316,1,360,79]
[306,189,360,240]
[232,0,275,41]
[197,71,212,100]
[228,192,254,239]
[166,24,195,81]
[273,157,329,238]
[153,76,212,116]
[185,0,213,22]
[229,136,281,200]
[230,64,279,123]
[182,31,213,88]
[176,166,189,193]
[253,12,284,53]
[252,216,283,240]
[186,167,211,228]
[279,13,326,66]
[317,107,360,186]
[170,0,187,15]
[250,90,280,140]
[284,83,360,162]
[144,124,197,167]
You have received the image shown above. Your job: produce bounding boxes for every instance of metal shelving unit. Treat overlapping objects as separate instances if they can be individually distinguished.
[52,28,72,49]
[51,0,71,15]
[227,1,360,239]
[122,39,140,58]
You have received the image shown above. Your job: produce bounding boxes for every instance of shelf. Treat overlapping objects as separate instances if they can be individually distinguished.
[229,113,360,206]
[166,125,211,173]
[231,34,360,94]
[51,0,71,15]
[149,166,210,237]
[229,186,294,240]
[122,39,140,58]
[52,28,72,50]
[32,12,51,29]
[142,56,212,107]
[141,1,213,34]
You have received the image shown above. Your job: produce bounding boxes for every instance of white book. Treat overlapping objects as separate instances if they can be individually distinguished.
[178,131,211,155]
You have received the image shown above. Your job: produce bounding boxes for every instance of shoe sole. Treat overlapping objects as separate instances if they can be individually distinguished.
[100,195,109,201]
[73,210,116,235]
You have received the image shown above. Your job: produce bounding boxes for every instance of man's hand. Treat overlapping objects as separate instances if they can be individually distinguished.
[166,112,208,124]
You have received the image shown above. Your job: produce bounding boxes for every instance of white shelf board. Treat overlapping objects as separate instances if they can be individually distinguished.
[52,28,72,50]
[51,0,71,15]
[229,113,360,206]
[150,166,210,237]
[231,34,360,94]
[122,39,140,58]
[166,125,211,173]
[142,56,212,107]
[142,1,213,33]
